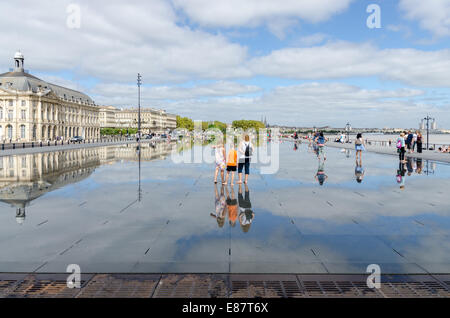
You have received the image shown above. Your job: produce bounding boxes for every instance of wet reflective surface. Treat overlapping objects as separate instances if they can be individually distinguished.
[0,141,449,274]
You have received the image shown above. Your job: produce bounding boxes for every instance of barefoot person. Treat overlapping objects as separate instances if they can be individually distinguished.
[397,132,406,163]
[355,133,365,162]
[212,143,226,184]
[237,135,254,184]
[314,132,327,161]
[224,143,237,185]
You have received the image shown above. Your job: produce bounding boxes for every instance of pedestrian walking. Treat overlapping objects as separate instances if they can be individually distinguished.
[314,132,327,161]
[355,133,365,162]
[397,132,406,163]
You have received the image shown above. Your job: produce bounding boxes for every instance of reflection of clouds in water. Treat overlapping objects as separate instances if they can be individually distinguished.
[269,179,450,223]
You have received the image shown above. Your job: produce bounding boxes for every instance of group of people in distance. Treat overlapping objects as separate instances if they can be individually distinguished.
[212,135,254,185]
[396,130,423,163]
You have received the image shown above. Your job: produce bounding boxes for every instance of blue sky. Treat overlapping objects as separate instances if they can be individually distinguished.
[1,0,449,128]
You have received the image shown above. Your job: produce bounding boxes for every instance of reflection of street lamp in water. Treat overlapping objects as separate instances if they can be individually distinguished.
[345,122,352,143]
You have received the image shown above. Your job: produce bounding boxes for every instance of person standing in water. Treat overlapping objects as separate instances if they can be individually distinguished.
[237,135,254,184]
[416,131,423,153]
[397,132,406,163]
[355,133,365,162]
[224,142,237,185]
[212,143,226,184]
[314,132,327,161]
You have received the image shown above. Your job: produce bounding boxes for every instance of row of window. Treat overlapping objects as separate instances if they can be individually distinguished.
[0,125,26,139]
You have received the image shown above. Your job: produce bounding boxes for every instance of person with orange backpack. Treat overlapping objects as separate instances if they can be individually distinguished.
[224,142,238,185]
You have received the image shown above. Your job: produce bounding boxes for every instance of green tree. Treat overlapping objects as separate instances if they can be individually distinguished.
[176,116,194,131]
[232,120,265,131]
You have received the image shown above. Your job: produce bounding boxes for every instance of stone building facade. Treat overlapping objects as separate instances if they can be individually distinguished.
[99,105,177,134]
[0,52,100,142]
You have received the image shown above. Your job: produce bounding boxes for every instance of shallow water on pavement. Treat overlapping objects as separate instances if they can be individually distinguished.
[0,141,449,274]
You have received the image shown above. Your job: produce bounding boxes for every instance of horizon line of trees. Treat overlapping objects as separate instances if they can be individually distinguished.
[176,116,266,133]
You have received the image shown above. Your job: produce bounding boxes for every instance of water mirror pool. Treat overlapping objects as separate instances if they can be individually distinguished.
[0,141,449,274]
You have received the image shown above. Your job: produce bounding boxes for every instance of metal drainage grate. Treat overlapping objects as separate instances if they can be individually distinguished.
[77,274,159,298]
[230,275,304,298]
[153,275,228,298]
[6,279,84,298]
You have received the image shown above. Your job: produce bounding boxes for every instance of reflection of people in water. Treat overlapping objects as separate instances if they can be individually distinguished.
[416,158,423,174]
[293,142,298,151]
[396,161,406,190]
[238,184,254,233]
[226,186,238,227]
[355,161,365,183]
[211,184,227,227]
[315,159,328,186]
[406,157,415,176]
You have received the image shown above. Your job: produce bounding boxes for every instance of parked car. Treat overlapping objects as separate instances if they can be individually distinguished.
[145,134,153,139]
[70,136,84,143]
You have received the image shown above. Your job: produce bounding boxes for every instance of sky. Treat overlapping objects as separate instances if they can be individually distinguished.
[0,0,449,128]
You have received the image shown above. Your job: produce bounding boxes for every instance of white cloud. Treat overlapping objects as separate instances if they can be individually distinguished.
[295,33,329,46]
[399,0,450,37]
[0,0,250,83]
[248,41,450,87]
[91,81,262,105]
[172,0,353,27]
[121,82,440,128]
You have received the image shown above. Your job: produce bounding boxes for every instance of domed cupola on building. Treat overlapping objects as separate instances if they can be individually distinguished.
[14,51,25,72]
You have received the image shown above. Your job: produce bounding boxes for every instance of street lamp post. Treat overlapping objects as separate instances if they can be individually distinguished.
[422,115,435,151]
[137,73,142,141]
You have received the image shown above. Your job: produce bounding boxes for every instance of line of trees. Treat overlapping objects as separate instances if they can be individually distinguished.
[101,128,138,136]
[176,116,266,133]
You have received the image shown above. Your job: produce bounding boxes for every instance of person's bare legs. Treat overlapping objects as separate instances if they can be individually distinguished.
[223,171,228,185]
[214,166,219,183]
[244,174,248,184]
[220,169,225,183]
[230,172,235,185]
[237,172,242,184]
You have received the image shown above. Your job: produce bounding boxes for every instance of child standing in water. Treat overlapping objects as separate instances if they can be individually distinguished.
[213,143,226,184]
[224,143,237,185]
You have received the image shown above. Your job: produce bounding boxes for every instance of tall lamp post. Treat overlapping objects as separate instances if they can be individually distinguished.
[345,122,351,143]
[421,115,435,151]
[137,73,142,141]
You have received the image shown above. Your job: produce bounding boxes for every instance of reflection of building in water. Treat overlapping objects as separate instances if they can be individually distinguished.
[0,148,101,224]
[0,143,174,223]
[99,142,174,164]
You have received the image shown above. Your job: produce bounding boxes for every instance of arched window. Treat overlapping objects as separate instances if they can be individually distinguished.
[32,125,37,139]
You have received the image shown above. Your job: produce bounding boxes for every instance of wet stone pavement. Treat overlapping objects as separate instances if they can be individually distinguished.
[0,141,449,278]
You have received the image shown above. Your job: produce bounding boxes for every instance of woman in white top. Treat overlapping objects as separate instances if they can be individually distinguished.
[237,135,254,184]
[212,143,226,184]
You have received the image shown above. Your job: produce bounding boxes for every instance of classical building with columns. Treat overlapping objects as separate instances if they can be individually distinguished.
[0,52,100,142]
[99,105,177,134]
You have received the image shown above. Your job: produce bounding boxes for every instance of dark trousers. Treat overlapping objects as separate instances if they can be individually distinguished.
[399,147,405,161]
[417,142,422,153]
[238,160,250,175]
